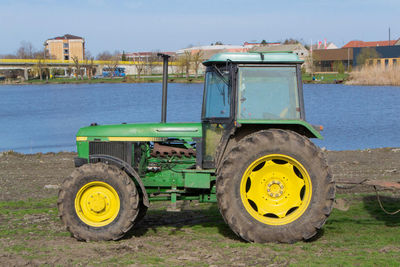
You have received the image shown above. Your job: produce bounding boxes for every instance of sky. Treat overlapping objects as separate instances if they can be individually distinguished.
[0,0,399,56]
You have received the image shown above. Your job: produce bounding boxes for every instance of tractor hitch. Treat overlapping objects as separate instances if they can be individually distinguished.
[335,178,400,214]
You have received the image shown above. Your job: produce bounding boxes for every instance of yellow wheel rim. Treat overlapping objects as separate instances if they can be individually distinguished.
[240,154,312,225]
[75,181,120,227]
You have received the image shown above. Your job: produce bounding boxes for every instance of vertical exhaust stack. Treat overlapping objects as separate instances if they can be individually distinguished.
[157,53,170,123]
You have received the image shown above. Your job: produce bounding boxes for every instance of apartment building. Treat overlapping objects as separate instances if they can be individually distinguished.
[45,34,85,60]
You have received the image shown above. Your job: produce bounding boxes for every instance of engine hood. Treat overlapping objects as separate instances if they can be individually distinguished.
[76,122,202,142]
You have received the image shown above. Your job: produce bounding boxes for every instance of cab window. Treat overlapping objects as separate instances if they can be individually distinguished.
[204,71,231,118]
[237,67,300,120]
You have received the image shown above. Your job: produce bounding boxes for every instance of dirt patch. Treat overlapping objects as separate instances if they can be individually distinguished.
[1,148,399,201]
[327,148,400,193]
[0,148,399,266]
[0,151,74,201]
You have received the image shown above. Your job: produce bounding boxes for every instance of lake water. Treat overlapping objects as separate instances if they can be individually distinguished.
[0,83,399,153]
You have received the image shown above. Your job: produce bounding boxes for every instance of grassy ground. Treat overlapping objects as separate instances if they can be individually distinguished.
[1,149,400,265]
[1,193,400,266]
[1,75,204,85]
[2,73,351,85]
[302,73,349,84]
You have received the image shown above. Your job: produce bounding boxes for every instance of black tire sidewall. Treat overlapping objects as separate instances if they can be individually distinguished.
[59,163,139,241]
[217,129,332,243]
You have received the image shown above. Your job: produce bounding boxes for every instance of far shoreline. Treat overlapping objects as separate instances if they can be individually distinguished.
[0,76,204,86]
[1,73,349,85]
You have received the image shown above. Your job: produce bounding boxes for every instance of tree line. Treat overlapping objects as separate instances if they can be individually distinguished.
[1,41,205,80]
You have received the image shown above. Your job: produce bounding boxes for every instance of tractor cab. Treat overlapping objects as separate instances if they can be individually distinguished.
[200,52,319,168]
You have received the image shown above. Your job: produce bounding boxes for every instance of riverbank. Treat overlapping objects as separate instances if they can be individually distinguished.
[0,75,204,85]
[1,73,349,85]
[0,148,399,265]
[3,70,400,86]
[302,72,349,84]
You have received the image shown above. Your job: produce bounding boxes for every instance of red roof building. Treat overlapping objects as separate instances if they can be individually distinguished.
[343,39,398,48]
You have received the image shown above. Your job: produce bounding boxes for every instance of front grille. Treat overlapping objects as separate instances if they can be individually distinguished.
[89,142,131,164]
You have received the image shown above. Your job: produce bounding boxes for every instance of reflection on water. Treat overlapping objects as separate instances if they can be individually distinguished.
[0,83,399,153]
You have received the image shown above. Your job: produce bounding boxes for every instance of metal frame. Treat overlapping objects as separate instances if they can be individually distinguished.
[235,63,304,121]
[201,65,235,123]
[201,64,237,169]
[200,62,305,169]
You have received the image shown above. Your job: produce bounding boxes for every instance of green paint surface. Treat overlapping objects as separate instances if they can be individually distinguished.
[237,119,323,139]
[77,122,202,139]
[203,52,303,66]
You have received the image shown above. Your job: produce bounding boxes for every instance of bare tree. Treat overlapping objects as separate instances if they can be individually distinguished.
[304,51,320,74]
[283,38,301,45]
[134,55,146,79]
[85,50,93,60]
[72,56,83,80]
[16,41,35,59]
[192,50,204,78]
[181,51,192,78]
[175,55,186,77]
[84,57,95,80]
[96,51,113,60]
[146,52,159,75]
[169,55,178,77]
[32,55,46,80]
[0,53,17,59]
[105,53,120,79]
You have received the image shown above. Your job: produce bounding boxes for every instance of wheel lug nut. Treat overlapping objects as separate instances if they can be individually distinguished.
[280,190,283,194]
[275,194,279,197]
[267,189,270,192]
[269,193,273,197]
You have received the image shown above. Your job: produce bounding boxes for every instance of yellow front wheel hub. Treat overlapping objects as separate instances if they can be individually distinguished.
[240,154,312,225]
[75,181,120,227]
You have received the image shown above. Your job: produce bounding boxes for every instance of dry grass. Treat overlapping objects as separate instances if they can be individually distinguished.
[347,65,400,86]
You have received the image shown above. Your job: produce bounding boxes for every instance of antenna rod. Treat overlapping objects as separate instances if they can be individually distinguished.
[158,53,170,123]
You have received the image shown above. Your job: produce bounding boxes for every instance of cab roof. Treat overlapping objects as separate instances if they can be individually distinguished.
[203,52,304,66]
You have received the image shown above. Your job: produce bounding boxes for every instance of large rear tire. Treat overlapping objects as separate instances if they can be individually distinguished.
[216,129,335,243]
[58,163,139,241]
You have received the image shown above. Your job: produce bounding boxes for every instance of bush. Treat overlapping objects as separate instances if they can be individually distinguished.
[347,65,400,86]
[337,61,345,74]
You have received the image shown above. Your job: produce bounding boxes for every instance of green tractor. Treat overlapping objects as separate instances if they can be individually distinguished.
[58,52,335,243]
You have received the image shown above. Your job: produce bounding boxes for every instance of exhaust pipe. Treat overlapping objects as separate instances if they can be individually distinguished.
[157,53,170,123]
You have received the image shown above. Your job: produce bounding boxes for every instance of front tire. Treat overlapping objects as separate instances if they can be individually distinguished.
[58,163,139,241]
[216,129,335,243]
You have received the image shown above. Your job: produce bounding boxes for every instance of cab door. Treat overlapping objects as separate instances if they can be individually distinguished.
[201,66,235,169]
